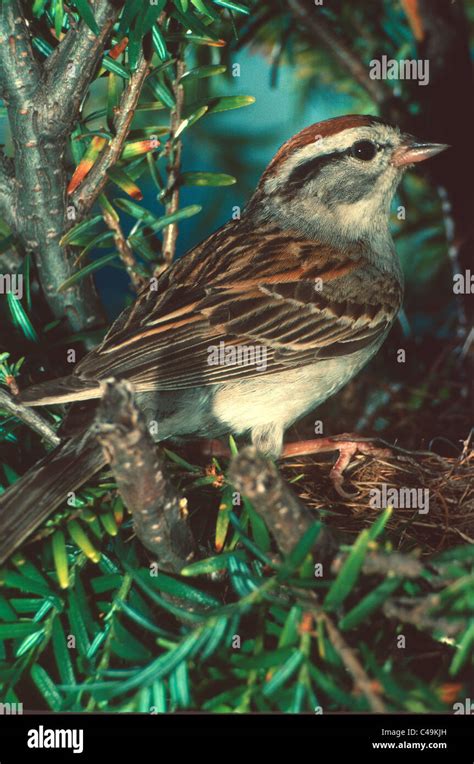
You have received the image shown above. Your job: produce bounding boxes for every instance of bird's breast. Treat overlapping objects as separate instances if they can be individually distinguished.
[211,343,383,438]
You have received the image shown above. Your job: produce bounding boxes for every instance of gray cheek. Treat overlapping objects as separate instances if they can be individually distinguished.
[321,168,381,206]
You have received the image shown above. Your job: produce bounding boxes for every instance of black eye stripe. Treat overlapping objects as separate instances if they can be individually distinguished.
[286,141,389,188]
[286,151,343,188]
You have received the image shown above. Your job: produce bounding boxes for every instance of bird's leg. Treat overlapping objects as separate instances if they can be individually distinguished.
[201,435,392,499]
[280,435,392,498]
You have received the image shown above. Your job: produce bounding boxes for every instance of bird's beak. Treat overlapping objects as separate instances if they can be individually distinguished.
[391,141,450,168]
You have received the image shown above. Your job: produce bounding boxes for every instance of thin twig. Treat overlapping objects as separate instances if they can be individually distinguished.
[0,388,60,447]
[72,51,151,216]
[383,600,463,637]
[361,551,424,578]
[321,611,388,713]
[102,210,146,292]
[288,0,392,106]
[296,588,388,711]
[160,53,185,268]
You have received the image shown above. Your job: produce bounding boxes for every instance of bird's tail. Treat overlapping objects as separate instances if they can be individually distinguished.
[0,434,106,564]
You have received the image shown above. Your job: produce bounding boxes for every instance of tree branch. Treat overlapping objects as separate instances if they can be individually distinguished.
[0,150,17,232]
[229,447,335,560]
[0,0,42,109]
[0,388,60,447]
[95,380,195,573]
[42,0,124,138]
[231,448,385,711]
[71,51,151,216]
[0,1,111,337]
[7,115,105,336]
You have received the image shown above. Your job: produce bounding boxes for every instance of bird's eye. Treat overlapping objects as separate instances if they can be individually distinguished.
[351,140,377,161]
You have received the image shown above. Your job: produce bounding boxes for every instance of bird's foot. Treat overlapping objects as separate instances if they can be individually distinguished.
[280,435,392,498]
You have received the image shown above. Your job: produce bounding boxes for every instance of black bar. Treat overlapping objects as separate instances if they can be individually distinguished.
[0,713,472,759]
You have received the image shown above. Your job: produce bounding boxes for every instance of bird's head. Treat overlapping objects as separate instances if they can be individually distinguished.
[249,115,448,251]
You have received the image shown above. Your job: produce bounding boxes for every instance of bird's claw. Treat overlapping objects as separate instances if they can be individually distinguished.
[281,436,392,498]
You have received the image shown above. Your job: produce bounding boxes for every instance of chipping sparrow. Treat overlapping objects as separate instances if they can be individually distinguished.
[0,114,448,562]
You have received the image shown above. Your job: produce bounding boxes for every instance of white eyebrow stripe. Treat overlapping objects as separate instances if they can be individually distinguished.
[264,123,400,194]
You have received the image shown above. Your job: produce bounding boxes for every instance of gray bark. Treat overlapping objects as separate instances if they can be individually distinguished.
[0,0,124,335]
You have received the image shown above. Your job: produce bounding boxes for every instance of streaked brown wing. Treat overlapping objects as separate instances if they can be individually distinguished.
[74,225,402,391]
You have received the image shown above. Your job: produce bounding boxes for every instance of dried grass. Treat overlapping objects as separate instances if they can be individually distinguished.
[282,445,474,554]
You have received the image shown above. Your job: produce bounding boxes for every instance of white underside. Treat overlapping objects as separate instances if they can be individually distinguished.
[211,345,379,455]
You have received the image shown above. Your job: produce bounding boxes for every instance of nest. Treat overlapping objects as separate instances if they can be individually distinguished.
[282,445,474,554]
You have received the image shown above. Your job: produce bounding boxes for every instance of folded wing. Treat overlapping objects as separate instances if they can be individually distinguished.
[21,224,402,403]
